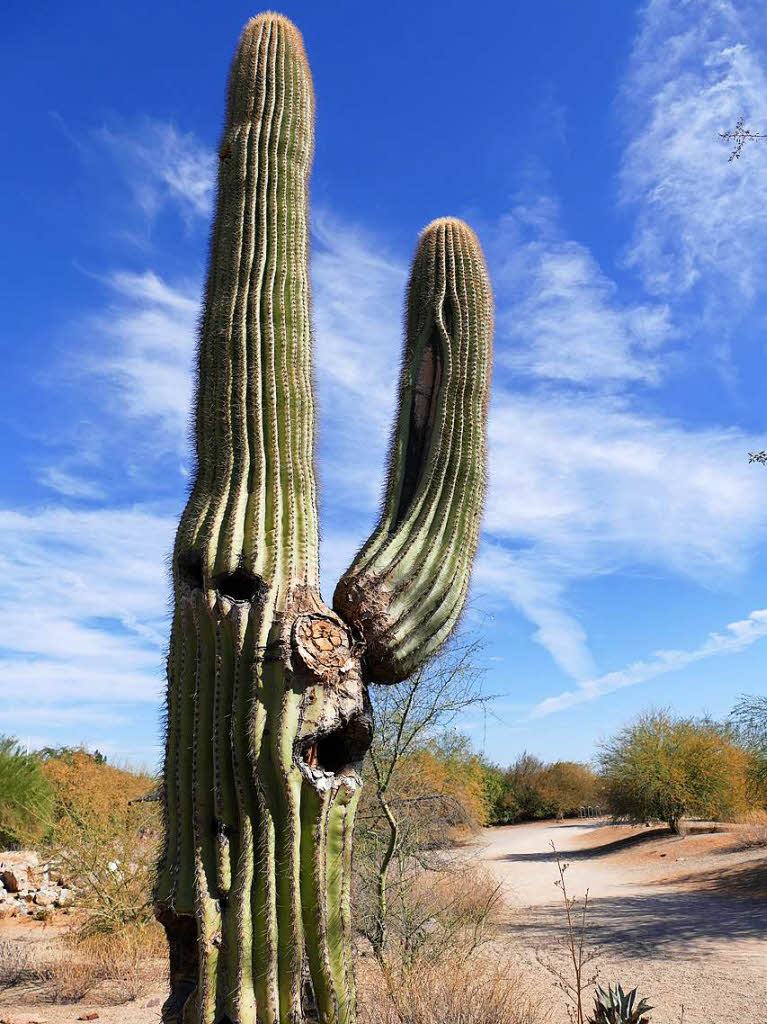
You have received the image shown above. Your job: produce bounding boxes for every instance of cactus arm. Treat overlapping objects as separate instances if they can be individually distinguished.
[334,219,493,682]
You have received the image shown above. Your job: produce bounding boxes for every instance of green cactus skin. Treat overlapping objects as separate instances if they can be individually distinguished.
[155,12,493,1024]
[334,218,493,683]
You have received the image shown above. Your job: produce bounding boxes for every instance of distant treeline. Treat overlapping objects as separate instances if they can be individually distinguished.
[480,755,601,825]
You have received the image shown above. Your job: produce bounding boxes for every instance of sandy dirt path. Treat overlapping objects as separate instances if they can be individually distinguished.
[476,820,767,1024]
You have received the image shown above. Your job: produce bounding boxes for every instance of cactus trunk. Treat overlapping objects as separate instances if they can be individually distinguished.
[156,12,492,1024]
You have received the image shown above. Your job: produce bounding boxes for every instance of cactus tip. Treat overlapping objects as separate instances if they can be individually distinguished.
[420,216,478,239]
[241,10,308,51]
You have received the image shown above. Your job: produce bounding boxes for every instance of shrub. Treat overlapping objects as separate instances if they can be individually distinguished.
[0,735,53,848]
[357,951,544,1024]
[598,709,750,833]
[39,748,161,935]
[354,863,502,967]
[0,939,33,991]
[730,694,767,805]
[534,761,602,818]
[481,754,601,825]
[44,797,161,935]
[40,747,155,825]
[22,925,164,1005]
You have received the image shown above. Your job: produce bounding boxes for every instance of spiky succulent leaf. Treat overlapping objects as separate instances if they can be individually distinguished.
[588,984,654,1024]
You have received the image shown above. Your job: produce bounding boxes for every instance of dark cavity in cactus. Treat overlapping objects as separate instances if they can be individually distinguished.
[154,12,493,1024]
[588,985,654,1024]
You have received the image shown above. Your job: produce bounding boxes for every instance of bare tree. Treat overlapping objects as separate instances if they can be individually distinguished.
[720,117,766,161]
[353,632,493,960]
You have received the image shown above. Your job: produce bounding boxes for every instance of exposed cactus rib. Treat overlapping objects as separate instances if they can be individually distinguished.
[334,219,493,682]
[300,783,336,1021]
[300,780,360,1024]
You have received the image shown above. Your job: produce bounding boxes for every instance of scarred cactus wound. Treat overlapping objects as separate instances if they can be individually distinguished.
[156,13,493,1024]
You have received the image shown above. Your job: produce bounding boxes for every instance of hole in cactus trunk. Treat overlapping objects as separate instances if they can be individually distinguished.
[301,709,373,776]
[395,320,444,527]
[213,568,267,603]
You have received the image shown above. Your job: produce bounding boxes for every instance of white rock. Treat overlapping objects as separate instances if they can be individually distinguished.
[55,888,73,907]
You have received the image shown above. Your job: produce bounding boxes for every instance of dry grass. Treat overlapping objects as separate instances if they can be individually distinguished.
[355,861,503,965]
[3,922,166,1005]
[733,808,767,849]
[357,951,547,1024]
[0,940,33,992]
[356,863,544,1024]
[35,957,105,1004]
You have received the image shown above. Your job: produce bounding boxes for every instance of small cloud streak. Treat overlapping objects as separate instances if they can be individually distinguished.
[99,119,215,223]
[532,607,767,716]
[493,195,675,386]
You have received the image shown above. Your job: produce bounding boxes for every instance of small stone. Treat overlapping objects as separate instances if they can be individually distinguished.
[77,1013,99,1020]
[55,888,73,907]
[34,890,57,907]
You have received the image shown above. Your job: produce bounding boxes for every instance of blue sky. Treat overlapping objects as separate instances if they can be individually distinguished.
[4,0,767,769]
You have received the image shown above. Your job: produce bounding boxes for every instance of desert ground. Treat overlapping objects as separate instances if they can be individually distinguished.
[1,819,765,1024]
[477,819,767,1024]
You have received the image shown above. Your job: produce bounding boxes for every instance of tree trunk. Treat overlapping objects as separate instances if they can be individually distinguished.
[154,14,493,1024]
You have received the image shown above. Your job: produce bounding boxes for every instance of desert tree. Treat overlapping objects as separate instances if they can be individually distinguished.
[720,117,766,161]
[352,632,493,960]
[598,709,748,834]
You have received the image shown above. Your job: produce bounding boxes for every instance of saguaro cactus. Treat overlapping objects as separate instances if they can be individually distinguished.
[155,12,493,1024]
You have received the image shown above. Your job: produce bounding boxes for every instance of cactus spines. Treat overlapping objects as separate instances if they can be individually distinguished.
[156,12,493,1024]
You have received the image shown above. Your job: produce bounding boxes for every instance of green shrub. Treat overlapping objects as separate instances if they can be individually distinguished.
[481,754,600,825]
[0,736,53,848]
[730,694,767,804]
[598,709,749,833]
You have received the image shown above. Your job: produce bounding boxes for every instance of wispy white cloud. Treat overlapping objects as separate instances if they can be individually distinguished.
[312,209,405,513]
[85,269,200,447]
[38,467,106,501]
[493,195,675,386]
[487,391,767,578]
[532,606,767,716]
[475,543,595,680]
[620,0,767,303]
[478,390,767,677]
[100,119,215,224]
[0,506,173,704]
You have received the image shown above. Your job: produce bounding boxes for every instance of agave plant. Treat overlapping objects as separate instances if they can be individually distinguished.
[588,984,653,1024]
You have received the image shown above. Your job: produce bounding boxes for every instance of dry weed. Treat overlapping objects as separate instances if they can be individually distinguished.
[35,957,103,1003]
[396,865,503,963]
[29,922,165,1005]
[77,923,165,1002]
[357,951,545,1024]
[0,940,33,992]
[355,861,503,965]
